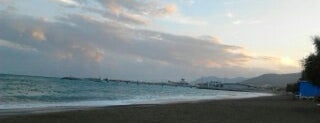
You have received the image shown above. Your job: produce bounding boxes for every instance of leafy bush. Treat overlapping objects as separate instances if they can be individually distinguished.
[301,37,320,86]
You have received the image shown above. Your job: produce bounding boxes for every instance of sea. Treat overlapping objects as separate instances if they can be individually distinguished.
[0,74,272,112]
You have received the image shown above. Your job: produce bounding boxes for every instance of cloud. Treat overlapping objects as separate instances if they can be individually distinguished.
[107,2,121,16]
[231,19,263,25]
[0,0,10,3]
[226,12,263,25]
[232,20,243,25]
[159,4,177,15]
[0,0,16,12]
[153,3,207,26]
[31,30,46,41]
[0,6,299,80]
[198,35,222,44]
[182,0,195,6]
[248,20,263,24]
[258,56,299,68]
[0,38,38,52]
[117,11,150,25]
[56,0,80,6]
[71,44,105,63]
[0,12,253,78]
[68,0,206,26]
[163,14,207,25]
[226,12,234,18]
[97,0,157,25]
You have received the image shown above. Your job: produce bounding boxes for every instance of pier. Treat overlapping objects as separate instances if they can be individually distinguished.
[62,77,263,92]
[106,79,195,88]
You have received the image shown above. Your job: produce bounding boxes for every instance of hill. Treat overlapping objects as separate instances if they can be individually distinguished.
[239,73,301,87]
[193,76,248,84]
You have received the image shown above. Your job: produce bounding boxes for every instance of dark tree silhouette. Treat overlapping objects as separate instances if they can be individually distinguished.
[301,37,320,85]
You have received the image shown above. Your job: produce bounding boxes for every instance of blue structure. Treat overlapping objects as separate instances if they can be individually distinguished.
[299,81,320,97]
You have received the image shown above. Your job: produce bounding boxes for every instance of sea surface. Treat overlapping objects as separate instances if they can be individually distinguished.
[0,74,272,111]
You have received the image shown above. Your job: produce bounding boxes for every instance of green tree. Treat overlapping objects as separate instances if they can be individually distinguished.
[301,37,320,85]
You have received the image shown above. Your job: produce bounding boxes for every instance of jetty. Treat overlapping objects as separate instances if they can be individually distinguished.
[61,77,263,92]
[106,78,194,88]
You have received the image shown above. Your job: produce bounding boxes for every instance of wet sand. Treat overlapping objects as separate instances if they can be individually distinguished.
[1,95,320,123]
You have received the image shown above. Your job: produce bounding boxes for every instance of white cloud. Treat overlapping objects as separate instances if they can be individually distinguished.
[232,20,243,25]
[248,20,263,24]
[231,19,263,25]
[226,12,234,18]
[83,0,207,26]
[57,0,80,6]
[71,44,105,63]
[162,13,207,25]
[31,30,47,41]
[226,12,263,25]
[182,0,195,5]
[0,39,38,52]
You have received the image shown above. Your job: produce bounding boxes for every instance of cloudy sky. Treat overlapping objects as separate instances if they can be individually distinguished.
[0,0,318,81]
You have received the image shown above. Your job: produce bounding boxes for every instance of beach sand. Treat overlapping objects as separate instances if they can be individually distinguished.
[1,95,320,123]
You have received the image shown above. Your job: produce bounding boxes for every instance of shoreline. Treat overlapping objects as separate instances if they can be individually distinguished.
[2,95,320,123]
[0,93,273,118]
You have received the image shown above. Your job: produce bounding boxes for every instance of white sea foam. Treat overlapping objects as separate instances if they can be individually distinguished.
[0,75,273,113]
[0,92,273,110]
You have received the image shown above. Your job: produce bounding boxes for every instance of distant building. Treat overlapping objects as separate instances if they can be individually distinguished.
[197,81,258,92]
[197,81,223,88]
[168,78,189,86]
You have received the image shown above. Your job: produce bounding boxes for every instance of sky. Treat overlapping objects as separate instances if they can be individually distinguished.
[0,0,319,81]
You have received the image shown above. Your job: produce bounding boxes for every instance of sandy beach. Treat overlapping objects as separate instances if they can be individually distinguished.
[1,95,320,123]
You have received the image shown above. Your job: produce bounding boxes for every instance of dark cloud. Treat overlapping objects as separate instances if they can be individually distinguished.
[0,1,292,80]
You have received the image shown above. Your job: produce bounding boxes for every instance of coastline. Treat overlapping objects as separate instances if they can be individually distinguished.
[1,95,320,123]
[0,92,273,118]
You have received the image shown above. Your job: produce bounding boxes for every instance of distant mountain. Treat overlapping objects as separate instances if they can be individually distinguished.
[193,76,248,84]
[239,73,301,87]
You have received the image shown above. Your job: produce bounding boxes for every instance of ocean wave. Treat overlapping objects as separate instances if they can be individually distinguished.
[0,75,272,110]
